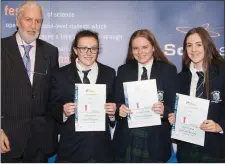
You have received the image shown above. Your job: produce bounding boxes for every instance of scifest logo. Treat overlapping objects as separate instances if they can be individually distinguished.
[164,23,224,56]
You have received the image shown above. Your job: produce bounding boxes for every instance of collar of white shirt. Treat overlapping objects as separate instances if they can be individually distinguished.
[75,57,98,73]
[189,62,203,77]
[138,57,154,80]
[16,32,36,55]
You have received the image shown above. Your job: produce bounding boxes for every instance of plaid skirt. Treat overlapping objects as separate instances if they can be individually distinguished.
[177,144,225,163]
[125,127,150,163]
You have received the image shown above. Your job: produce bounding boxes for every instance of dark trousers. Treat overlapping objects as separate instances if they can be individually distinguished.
[55,155,113,163]
[1,136,48,163]
[1,149,48,163]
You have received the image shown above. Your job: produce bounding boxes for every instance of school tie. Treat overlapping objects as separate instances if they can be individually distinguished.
[141,67,148,80]
[196,71,204,98]
[82,69,91,84]
[21,45,32,78]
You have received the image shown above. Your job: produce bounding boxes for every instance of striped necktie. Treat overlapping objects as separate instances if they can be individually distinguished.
[21,45,32,78]
[196,71,204,98]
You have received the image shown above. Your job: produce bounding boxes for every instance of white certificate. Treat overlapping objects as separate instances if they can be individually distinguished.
[171,93,209,146]
[123,79,161,128]
[74,84,106,132]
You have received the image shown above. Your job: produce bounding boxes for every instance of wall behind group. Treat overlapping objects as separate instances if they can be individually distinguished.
[2,1,224,72]
[1,1,224,162]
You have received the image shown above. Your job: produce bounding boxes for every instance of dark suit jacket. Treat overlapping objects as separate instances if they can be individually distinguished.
[1,33,59,158]
[113,60,177,162]
[50,61,116,162]
[176,63,225,160]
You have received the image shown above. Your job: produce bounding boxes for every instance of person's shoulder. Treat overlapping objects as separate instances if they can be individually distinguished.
[1,35,14,44]
[98,62,115,74]
[156,60,176,68]
[156,60,177,73]
[177,71,185,77]
[52,63,72,76]
[37,38,58,49]
[2,35,11,41]
[177,69,190,79]
[211,59,225,76]
[118,60,137,71]
[218,62,225,69]
[217,62,225,76]
[59,63,73,72]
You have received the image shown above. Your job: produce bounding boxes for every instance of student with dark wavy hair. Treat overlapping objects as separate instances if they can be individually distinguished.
[113,29,177,162]
[50,29,116,162]
[168,27,225,162]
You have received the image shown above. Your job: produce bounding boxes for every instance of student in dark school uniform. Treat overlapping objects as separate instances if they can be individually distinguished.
[50,30,116,162]
[168,27,225,163]
[113,29,177,163]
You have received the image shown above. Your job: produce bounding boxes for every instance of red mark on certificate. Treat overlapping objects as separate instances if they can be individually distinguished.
[85,105,87,111]
[136,103,139,109]
[183,116,187,123]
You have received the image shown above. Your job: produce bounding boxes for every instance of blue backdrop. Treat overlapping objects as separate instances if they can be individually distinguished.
[1,1,224,162]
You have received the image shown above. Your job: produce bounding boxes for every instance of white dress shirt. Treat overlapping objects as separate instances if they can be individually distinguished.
[137,57,154,80]
[189,62,204,97]
[16,32,36,85]
[75,58,98,83]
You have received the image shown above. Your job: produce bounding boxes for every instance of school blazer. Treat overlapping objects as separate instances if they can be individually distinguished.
[176,63,225,158]
[50,61,116,162]
[113,60,177,162]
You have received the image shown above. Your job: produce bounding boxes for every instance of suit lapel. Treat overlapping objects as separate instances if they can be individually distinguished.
[127,61,138,82]
[6,34,31,87]
[60,62,82,87]
[150,60,159,80]
[64,63,81,101]
[96,63,104,84]
[131,62,138,81]
[180,71,192,95]
[32,40,47,88]
[72,62,82,84]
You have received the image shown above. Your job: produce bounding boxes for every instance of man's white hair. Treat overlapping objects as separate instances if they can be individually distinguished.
[17,1,43,20]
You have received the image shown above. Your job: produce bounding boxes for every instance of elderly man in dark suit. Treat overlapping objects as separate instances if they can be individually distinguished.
[1,1,59,162]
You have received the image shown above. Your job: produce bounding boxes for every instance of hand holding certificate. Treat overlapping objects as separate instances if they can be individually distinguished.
[171,93,209,146]
[74,84,106,132]
[123,79,161,128]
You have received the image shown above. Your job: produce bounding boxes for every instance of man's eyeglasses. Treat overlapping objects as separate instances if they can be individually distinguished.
[76,46,99,54]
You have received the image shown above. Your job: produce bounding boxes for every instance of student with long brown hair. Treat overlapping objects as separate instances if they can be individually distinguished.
[113,29,177,162]
[168,27,225,162]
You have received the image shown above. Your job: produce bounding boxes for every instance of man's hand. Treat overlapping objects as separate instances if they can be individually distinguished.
[63,103,77,117]
[1,130,10,153]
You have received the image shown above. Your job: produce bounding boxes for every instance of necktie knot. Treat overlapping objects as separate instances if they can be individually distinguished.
[141,67,148,80]
[21,45,32,57]
[196,71,204,79]
[82,69,91,77]
[142,67,147,73]
[82,69,91,84]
